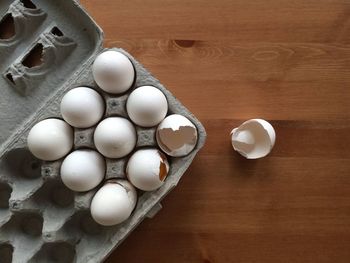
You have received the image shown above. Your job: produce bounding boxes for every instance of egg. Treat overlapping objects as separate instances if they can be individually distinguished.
[156,114,198,157]
[27,118,73,161]
[92,50,135,94]
[94,117,137,158]
[126,86,168,127]
[90,180,137,226]
[230,119,276,159]
[126,148,169,191]
[60,149,105,192]
[60,87,105,128]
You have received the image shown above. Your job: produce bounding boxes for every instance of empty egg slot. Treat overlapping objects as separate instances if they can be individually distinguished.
[33,180,74,208]
[0,13,15,40]
[30,242,75,263]
[64,211,103,236]
[22,43,44,68]
[0,183,12,209]
[0,148,42,180]
[80,212,103,236]
[52,185,74,208]
[19,0,37,9]
[20,213,43,236]
[0,243,13,263]
[2,211,42,237]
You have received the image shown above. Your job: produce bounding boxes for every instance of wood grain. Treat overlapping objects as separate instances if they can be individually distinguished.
[80,0,350,262]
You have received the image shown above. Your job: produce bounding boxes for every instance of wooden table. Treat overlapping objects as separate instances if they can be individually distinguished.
[81,1,350,262]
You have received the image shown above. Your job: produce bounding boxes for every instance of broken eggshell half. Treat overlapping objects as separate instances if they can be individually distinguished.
[126,148,169,191]
[156,114,198,157]
[230,119,276,159]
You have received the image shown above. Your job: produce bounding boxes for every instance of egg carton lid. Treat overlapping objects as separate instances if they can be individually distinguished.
[0,0,103,149]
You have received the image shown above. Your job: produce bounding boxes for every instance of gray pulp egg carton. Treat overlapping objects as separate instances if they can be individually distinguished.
[0,0,206,262]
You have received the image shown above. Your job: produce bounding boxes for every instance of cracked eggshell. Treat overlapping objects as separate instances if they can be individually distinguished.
[126,148,169,191]
[60,149,105,192]
[90,180,137,226]
[230,119,276,159]
[27,118,73,161]
[60,87,105,128]
[126,86,168,127]
[94,117,137,158]
[156,114,198,157]
[92,50,135,94]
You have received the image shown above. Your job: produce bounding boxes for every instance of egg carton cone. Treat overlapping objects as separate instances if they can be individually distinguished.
[0,0,206,262]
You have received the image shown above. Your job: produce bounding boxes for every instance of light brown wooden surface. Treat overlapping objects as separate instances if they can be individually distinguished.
[81,1,350,262]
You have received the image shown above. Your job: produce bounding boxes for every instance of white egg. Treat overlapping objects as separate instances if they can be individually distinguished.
[92,50,135,94]
[94,117,137,158]
[60,149,105,192]
[156,114,198,157]
[126,86,168,127]
[27,118,73,161]
[60,87,105,128]
[126,148,169,191]
[90,180,137,226]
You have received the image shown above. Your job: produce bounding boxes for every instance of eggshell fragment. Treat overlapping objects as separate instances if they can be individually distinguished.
[94,117,137,158]
[156,114,198,157]
[60,87,105,128]
[60,149,105,192]
[126,149,169,191]
[90,180,137,226]
[126,86,168,127]
[27,118,73,161]
[92,50,135,94]
[230,119,276,159]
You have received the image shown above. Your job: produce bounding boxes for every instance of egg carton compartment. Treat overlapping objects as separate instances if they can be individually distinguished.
[0,148,43,205]
[0,210,44,262]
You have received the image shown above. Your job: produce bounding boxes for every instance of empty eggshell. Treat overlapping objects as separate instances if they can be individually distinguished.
[60,149,105,192]
[126,148,169,191]
[156,114,198,157]
[27,118,73,161]
[90,180,137,226]
[230,119,276,159]
[94,117,137,158]
[60,87,105,128]
[126,86,168,127]
[92,50,135,94]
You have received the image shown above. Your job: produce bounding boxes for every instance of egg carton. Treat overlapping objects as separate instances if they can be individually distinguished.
[0,0,206,262]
